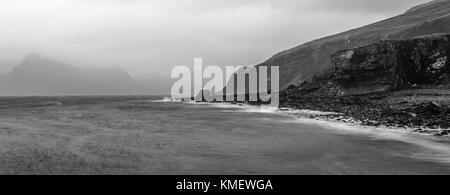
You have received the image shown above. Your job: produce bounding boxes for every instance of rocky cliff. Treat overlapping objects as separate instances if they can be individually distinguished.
[323,34,450,96]
[258,0,450,90]
[281,34,450,133]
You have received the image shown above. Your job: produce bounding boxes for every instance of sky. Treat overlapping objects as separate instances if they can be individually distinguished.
[0,0,431,77]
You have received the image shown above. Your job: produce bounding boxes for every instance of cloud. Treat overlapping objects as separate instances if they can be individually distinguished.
[0,0,432,77]
[306,0,431,14]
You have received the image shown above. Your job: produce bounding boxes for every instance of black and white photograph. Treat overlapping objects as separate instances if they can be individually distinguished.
[0,0,450,181]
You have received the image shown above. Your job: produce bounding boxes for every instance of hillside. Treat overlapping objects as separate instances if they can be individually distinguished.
[257,0,450,90]
[281,34,450,135]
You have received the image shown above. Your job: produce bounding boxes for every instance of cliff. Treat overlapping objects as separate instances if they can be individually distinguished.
[281,34,450,134]
[318,34,450,96]
[257,0,450,90]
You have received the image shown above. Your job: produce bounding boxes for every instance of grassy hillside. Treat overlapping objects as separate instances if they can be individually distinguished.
[257,0,450,89]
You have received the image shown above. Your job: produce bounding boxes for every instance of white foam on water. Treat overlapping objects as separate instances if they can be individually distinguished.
[278,108,338,116]
[206,103,279,113]
[150,97,181,103]
[43,101,63,106]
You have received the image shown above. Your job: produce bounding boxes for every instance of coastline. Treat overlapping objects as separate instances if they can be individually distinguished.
[195,100,450,138]
[153,97,449,137]
[280,91,450,137]
[277,107,449,138]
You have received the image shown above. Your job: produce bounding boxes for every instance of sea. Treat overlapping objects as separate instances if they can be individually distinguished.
[0,95,449,175]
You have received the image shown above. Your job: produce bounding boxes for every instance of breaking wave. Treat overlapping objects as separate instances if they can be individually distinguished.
[150,97,181,103]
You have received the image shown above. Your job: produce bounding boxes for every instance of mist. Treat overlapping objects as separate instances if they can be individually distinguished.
[0,0,431,78]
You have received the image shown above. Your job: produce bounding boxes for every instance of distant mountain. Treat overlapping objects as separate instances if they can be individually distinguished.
[0,54,140,95]
[257,0,450,90]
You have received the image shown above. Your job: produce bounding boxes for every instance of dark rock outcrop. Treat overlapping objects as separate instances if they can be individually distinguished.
[412,101,447,115]
[325,34,450,96]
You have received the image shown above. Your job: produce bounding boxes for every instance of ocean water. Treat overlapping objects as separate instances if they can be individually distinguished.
[0,96,449,175]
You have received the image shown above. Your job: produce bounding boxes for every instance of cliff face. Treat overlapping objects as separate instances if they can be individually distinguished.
[281,34,450,132]
[325,34,450,96]
[257,0,450,90]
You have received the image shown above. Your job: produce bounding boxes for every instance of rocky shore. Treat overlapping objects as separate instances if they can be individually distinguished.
[280,92,450,136]
[280,34,450,136]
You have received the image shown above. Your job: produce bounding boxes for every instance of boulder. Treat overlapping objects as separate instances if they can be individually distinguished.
[413,101,444,115]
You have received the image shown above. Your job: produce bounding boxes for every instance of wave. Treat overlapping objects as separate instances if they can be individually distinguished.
[205,102,279,113]
[43,101,63,106]
[150,97,182,103]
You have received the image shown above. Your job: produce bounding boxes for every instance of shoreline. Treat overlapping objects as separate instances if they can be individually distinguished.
[192,101,450,138]
[280,91,450,137]
[277,107,449,138]
[152,97,449,137]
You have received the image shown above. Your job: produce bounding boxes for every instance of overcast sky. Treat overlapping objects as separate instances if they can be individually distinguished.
[0,0,431,77]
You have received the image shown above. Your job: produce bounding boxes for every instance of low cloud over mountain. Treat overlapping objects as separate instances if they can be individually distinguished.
[0,54,141,95]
